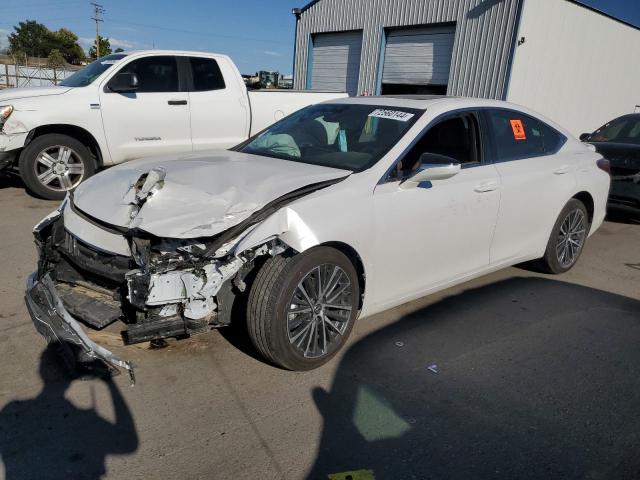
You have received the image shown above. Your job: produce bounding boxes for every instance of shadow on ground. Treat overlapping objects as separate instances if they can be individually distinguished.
[308,277,640,480]
[0,344,138,480]
[0,172,25,190]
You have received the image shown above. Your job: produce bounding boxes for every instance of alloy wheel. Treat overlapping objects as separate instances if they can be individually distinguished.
[556,208,587,268]
[33,145,85,192]
[287,264,353,359]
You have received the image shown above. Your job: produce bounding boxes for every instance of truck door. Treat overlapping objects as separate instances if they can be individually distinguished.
[186,56,249,151]
[99,55,191,163]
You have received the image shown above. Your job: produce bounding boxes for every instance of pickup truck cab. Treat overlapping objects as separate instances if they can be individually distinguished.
[0,50,346,199]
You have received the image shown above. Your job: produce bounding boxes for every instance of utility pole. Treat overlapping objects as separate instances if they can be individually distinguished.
[90,2,105,58]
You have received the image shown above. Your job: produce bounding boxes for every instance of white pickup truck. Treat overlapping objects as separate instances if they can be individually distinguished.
[0,50,346,199]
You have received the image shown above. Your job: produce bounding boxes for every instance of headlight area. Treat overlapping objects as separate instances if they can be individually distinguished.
[0,105,13,131]
[32,215,286,346]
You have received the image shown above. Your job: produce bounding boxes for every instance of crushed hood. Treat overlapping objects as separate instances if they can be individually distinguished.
[0,85,72,103]
[73,150,350,238]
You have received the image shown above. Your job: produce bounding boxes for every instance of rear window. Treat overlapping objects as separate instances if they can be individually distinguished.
[190,57,225,91]
[487,110,566,162]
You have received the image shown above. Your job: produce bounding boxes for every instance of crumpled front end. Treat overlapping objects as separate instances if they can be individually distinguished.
[25,195,286,382]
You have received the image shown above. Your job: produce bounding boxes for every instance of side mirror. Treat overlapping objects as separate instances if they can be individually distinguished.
[108,72,139,93]
[579,133,591,142]
[400,153,461,189]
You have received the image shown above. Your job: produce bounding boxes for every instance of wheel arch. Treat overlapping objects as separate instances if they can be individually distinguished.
[26,124,104,166]
[317,241,366,310]
[572,191,594,224]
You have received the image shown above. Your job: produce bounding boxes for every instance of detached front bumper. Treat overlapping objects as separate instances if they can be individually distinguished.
[25,272,135,383]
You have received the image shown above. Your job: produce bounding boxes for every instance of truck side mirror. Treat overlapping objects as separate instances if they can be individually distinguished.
[108,72,139,93]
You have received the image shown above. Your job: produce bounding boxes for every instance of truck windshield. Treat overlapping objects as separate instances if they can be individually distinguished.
[239,103,422,172]
[60,54,128,87]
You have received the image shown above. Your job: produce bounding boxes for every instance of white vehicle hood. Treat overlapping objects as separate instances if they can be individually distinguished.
[0,86,73,103]
[72,150,350,239]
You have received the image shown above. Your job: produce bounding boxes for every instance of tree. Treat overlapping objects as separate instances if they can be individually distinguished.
[8,20,52,58]
[51,28,85,65]
[88,36,112,60]
[46,49,65,68]
[7,20,85,64]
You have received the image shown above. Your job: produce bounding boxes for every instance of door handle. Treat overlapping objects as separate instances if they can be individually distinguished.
[168,100,188,105]
[554,165,570,175]
[474,180,499,193]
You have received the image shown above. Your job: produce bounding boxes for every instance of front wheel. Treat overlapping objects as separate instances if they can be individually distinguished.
[19,133,96,200]
[539,199,589,274]
[246,247,360,370]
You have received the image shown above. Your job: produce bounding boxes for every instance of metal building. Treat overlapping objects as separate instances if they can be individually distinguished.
[292,0,640,135]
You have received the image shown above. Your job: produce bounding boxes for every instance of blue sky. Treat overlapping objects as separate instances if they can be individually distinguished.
[1,0,638,75]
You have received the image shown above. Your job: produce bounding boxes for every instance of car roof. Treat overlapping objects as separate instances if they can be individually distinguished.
[324,95,539,111]
[323,95,575,139]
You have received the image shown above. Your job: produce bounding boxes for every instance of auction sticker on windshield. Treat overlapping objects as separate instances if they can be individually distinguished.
[369,109,415,122]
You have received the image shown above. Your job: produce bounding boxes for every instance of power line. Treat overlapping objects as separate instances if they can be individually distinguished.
[90,2,104,57]
[105,18,290,46]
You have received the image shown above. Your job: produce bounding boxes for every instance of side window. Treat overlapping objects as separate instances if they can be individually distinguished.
[118,56,179,92]
[487,110,565,162]
[391,113,481,179]
[190,57,226,91]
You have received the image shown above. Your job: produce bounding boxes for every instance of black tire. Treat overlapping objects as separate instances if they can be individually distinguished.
[538,199,590,274]
[19,133,96,200]
[246,247,360,370]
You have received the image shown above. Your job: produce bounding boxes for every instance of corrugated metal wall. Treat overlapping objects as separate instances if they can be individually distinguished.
[293,0,522,99]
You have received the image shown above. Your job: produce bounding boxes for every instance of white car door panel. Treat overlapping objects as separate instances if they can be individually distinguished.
[486,109,577,264]
[372,164,500,307]
[187,56,249,151]
[99,55,191,163]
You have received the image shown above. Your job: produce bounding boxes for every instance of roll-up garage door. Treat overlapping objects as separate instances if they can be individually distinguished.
[382,26,455,93]
[310,31,362,96]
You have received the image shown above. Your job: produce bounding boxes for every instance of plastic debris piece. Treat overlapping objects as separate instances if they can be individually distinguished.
[394,341,404,347]
[427,364,439,374]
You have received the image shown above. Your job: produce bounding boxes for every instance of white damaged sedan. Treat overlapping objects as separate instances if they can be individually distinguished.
[25,96,610,378]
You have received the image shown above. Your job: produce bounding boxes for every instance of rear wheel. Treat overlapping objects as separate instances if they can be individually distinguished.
[539,199,589,274]
[19,134,96,200]
[246,247,360,370]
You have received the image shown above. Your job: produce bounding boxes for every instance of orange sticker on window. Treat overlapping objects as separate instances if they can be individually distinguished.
[510,119,526,141]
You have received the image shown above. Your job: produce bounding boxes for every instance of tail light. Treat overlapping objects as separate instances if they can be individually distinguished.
[596,158,610,173]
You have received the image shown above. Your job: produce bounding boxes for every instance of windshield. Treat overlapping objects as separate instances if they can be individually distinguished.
[589,116,640,145]
[239,103,422,172]
[60,54,128,87]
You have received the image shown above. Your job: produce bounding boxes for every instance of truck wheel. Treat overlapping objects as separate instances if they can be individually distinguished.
[19,134,96,200]
[539,199,589,274]
[247,247,360,371]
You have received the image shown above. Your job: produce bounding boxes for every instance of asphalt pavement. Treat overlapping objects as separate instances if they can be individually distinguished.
[0,175,639,480]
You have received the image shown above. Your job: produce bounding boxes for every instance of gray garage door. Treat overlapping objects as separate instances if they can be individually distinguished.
[310,31,363,96]
[382,26,455,88]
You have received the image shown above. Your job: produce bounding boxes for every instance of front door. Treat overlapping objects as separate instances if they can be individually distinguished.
[372,112,501,308]
[99,55,191,163]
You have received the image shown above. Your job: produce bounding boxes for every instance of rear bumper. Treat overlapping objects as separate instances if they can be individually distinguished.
[609,176,640,211]
[25,272,135,383]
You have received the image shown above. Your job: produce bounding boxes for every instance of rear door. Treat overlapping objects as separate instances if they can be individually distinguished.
[186,56,249,151]
[485,109,576,264]
[99,55,191,163]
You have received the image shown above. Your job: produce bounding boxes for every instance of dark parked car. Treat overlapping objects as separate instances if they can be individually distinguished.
[581,114,640,214]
